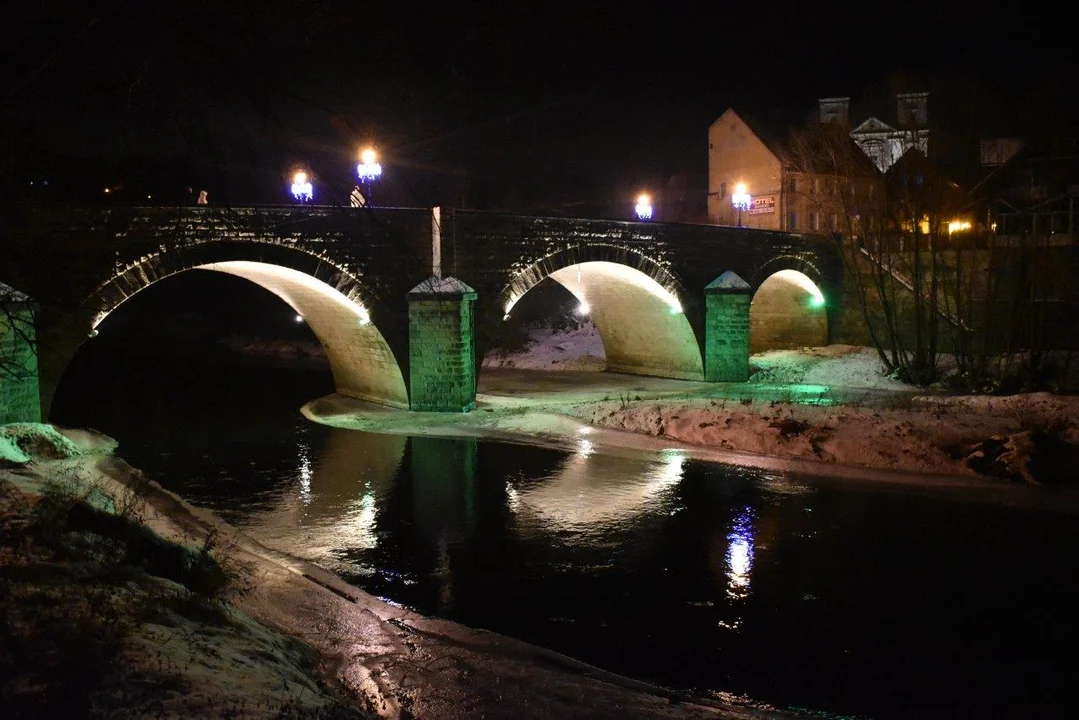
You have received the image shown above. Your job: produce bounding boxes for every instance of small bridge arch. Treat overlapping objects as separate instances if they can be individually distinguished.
[749,254,833,353]
[486,242,704,380]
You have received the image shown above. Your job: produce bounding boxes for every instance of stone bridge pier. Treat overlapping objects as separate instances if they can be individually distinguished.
[0,204,842,421]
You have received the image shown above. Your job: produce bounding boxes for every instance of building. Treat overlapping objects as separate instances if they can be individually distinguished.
[849,92,930,173]
[707,107,880,233]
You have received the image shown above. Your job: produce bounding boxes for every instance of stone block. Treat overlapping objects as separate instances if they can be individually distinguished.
[704,271,750,382]
[407,277,477,412]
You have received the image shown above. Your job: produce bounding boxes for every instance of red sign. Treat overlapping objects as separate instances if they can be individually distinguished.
[747,195,775,214]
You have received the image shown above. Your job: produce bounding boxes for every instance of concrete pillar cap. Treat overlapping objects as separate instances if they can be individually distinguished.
[407,276,476,300]
[705,271,750,294]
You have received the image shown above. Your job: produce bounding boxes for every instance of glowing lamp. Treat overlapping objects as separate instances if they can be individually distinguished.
[291,171,313,202]
[294,314,304,323]
[635,193,653,220]
[577,301,590,315]
[732,184,751,209]
[947,220,972,234]
[356,148,383,181]
[731,182,752,227]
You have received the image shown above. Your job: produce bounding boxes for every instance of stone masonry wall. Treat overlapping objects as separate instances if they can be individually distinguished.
[705,292,751,382]
[408,296,476,412]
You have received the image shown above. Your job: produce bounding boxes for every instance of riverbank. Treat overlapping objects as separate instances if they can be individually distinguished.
[306,346,1079,487]
[0,423,796,719]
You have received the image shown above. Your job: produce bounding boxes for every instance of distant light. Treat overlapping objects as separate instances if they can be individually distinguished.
[667,296,683,314]
[809,294,826,308]
[295,314,304,323]
[291,170,313,201]
[577,301,590,315]
[146,195,152,200]
[357,306,371,325]
[357,148,382,181]
[104,188,110,194]
[635,193,653,220]
[947,219,972,234]
[732,182,752,211]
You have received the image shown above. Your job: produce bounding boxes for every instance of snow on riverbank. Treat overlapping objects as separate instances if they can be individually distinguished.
[750,345,911,391]
[483,321,606,371]
[571,392,1078,478]
[467,325,1079,482]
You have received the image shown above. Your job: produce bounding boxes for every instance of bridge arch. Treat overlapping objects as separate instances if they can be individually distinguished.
[748,256,830,353]
[84,240,408,408]
[489,243,704,380]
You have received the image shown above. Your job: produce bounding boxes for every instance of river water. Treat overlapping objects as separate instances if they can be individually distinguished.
[52,351,1079,719]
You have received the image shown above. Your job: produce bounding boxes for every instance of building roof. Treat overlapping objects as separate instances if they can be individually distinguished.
[0,281,31,303]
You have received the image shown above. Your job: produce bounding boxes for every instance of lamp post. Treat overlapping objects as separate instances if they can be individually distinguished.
[290,170,313,204]
[635,192,653,220]
[356,147,382,206]
[731,182,751,227]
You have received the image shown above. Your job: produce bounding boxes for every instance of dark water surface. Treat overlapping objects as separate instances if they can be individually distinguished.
[52,354,1079,719]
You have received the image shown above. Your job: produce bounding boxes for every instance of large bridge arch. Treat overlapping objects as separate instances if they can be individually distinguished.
[66,240,409,410]
[748,256,831,353]
[484,243,704,380]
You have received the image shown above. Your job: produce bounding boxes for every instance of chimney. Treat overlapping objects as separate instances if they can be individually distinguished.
[818,97,850,127]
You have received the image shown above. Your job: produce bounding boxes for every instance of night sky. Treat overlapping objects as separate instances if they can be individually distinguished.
[2,1,1075,215]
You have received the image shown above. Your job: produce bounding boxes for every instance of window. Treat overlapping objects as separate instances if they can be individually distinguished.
[788,176,797,193]
[788,211,797,230]
[720,182,727,199]
[829,214,837,230]
[811,212,820,231]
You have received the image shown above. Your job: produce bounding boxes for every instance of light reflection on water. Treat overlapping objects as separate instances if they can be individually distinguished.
[64,373,1079,720]
[725,506,755,601]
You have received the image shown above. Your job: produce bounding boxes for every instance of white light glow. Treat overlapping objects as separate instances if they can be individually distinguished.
[295,314,304,323]
[771,269,825,307]
[577,300,590,315]
[947,220,972,234]
[357,149,383,180]
[356,162,383,180]
[291,171,313,201]
[648,450,686,490]
[725,506,755,600]
[635,193,653,220]
[732,182,752,211]
[298,452,313,505]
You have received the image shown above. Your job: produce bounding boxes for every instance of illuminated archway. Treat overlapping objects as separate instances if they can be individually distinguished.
[750,269,828,353]
[82,243,408,409]
[497,252,703,381]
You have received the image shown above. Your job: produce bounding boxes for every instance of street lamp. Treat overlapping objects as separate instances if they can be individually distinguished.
[355,147,382,206]
[635,193,653,220]
[290,170,313,203]
[731,182,751,227]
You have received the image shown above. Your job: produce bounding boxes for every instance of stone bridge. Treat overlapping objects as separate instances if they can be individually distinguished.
[0,204,843,420]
